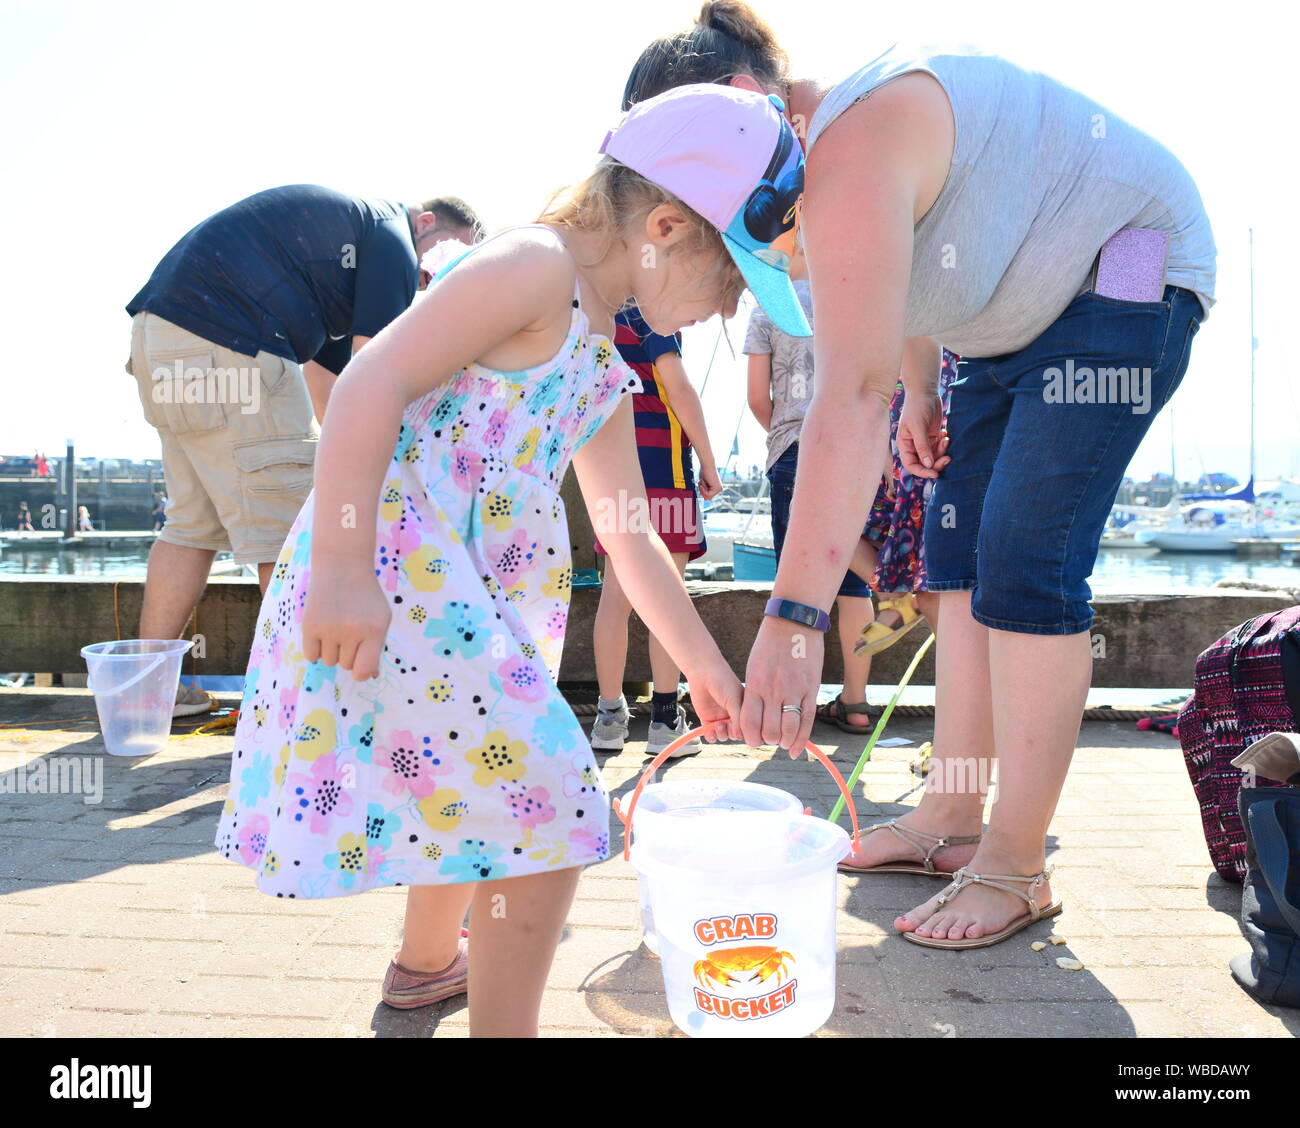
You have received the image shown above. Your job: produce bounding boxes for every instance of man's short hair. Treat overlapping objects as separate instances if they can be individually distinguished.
[419,197,483,241]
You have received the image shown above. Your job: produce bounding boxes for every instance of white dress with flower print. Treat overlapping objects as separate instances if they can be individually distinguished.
[214,237,640,898]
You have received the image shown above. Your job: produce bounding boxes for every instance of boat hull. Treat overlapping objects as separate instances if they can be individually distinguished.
[732,540,777,582]
[1098,535,1159,551]
[1141,525,1300,553]
[1142,530,1238,552]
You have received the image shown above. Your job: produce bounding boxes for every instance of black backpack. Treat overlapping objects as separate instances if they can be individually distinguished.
[1230,733,1300,1008]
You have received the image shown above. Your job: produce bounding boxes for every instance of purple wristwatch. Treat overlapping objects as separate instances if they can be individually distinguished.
[764,598,831,632]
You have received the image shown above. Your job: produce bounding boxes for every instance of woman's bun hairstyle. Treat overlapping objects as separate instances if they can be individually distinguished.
[701,0,778,51]
[622,2,789,110]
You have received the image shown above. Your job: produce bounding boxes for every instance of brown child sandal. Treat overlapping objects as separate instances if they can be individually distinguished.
[902,866,1063,949]
[837,819,982,877]
[815,695,874,735]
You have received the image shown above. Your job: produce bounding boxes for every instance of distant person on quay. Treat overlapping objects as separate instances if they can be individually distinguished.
[15,501,35,532]
[151,490,168,533]
[125,185,482,715]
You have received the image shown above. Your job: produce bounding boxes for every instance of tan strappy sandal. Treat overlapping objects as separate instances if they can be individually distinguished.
[902,866,1063,949]
[837,819,982,878]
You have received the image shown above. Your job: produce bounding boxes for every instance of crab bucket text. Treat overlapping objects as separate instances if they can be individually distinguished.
[691,914,797,1020]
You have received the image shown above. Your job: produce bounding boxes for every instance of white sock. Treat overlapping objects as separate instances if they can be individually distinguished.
[597,695,627,717]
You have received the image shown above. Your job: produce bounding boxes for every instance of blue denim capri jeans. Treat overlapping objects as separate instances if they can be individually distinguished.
[922,286,1204,635]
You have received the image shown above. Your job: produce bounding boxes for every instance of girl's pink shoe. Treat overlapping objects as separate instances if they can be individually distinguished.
[381,937,468,1009]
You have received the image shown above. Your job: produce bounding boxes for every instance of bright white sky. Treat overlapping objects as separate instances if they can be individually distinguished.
[3,0,1295,482]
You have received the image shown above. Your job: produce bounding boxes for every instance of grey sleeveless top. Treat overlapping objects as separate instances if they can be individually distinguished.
[806,44,1216,357]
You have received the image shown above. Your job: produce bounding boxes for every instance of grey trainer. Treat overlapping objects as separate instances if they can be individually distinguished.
[646,706,700,759]
[173,681,217,719]
[590,701,631,751]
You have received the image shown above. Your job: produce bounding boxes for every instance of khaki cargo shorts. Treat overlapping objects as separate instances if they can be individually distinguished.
[127,312,318,566]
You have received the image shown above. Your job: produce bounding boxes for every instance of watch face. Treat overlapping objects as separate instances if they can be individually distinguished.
[767,598,826,631]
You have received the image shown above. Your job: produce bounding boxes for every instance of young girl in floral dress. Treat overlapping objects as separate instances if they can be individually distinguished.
[213,84,810,1037]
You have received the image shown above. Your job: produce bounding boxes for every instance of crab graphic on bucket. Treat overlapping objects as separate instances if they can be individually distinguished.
[694,944,795,989]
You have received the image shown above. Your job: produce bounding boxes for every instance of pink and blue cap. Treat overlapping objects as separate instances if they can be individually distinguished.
[599,84,811,337]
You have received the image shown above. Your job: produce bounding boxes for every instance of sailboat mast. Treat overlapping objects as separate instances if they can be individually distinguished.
[1169,405,1176,495]
[1249,227,1256,496]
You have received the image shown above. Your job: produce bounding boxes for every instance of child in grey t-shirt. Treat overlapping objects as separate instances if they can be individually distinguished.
[743,278,814,472]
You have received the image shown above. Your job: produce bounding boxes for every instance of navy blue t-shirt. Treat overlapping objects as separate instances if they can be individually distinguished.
[127,185,419,374]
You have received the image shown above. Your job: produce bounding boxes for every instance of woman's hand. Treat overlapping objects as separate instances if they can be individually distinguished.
[897,392,951,479]
[683,654,743,742]
[739,615,823,756]
[301,564,391,681]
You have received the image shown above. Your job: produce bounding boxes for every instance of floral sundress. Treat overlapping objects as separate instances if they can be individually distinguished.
[214,234,640,898]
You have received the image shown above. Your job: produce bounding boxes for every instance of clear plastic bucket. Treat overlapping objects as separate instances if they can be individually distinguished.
[614,780,801,954]
[632,812,848,1037]
[80,639,193,757]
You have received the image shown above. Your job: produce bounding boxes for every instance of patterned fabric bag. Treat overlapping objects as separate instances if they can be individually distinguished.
[1177,606,1300,882]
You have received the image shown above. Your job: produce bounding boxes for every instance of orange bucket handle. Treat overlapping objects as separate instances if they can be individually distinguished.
[615,726,861,862]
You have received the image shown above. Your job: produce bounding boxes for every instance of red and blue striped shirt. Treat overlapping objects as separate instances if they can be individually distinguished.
[614,307,693,491]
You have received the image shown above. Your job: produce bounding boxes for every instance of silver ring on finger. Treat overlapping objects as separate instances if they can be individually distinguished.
[781,704,803,715]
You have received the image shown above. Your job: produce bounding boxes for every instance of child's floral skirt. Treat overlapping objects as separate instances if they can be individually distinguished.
[214,426,609,899]
[863,349,960,594]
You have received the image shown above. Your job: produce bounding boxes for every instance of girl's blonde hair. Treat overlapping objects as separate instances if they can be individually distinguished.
[536,156,744,308]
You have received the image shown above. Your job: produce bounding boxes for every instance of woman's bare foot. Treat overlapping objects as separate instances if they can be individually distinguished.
[842,811,981,872]
[894,846,1054,941]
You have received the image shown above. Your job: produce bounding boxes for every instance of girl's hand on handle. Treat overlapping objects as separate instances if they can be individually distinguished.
[740,616,822,757]
[897,393,950,479]
[301,567,391,681]
[683,655,743,742]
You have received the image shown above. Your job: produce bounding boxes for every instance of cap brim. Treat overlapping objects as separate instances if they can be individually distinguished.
[723,235,811,337]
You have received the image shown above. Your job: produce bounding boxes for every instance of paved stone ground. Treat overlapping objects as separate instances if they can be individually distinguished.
[1,687,1297,1039]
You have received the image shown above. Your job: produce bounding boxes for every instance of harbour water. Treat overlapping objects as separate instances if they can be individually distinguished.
[1088,547,1298,593]
[1,538,1297,592]
[0,546,162,576]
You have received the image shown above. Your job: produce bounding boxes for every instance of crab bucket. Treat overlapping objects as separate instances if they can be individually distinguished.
[612,780,801,954]
[622,729,858,1038]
